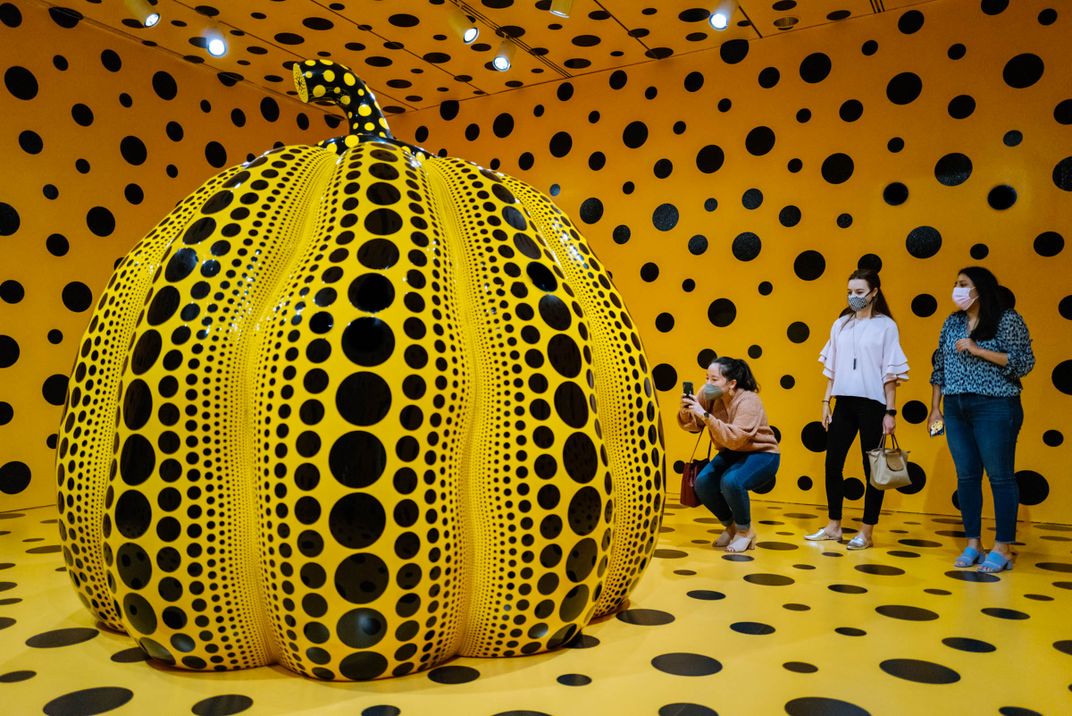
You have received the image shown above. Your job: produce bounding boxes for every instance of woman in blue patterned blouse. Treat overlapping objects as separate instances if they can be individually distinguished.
[929,266,1034,573]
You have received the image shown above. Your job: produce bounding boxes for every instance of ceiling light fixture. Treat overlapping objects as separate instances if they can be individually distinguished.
[448,4,479,44]
[124,0,160,27]
[550,0,574,18]
[205,26,227,57]
[492,39,516,71]
[709,2,735,30]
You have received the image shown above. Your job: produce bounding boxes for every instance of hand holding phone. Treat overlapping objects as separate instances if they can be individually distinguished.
[682,381,694,396]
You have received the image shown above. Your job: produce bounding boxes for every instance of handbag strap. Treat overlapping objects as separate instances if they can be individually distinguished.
[876,433,902,452]
[687,430,705,460]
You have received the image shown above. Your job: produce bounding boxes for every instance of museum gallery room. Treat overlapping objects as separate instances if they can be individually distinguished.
[1,0,1070,714]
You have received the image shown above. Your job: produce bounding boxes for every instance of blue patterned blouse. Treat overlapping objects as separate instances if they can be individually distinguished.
[929,309,1034,397]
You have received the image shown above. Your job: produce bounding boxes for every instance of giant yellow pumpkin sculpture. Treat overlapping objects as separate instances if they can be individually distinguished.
[56,60,664,680]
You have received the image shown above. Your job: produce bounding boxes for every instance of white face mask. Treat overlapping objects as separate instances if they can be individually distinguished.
[952,286,976,310]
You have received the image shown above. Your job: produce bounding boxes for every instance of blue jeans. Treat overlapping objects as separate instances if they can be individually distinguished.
[943,393,1023,543]
[694,450,780,529]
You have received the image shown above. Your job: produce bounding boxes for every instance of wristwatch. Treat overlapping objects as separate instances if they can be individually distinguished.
[703,411,710,420]
[885,408,897,416]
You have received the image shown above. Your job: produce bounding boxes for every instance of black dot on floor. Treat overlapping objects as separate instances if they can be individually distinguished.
[43,687,134,715]
[876,605,939,621]
[191,695,254,716]
[617,608,675,626]
[651,652,722,676]
[658,705,718,716]
[654,549,688,559]
[944,570,1000,583]
[943,636,997,653]
[687,590,726,601]
[563,633,600,649]
[744,573,795,586]
[855,564,906,576]
[25,627,99,648]
[982,607,1030,620]
[427,665,481,684]
[0,670,35,682]
[785,696,870,715]
[730,621,776,635]
[556,673,592,686]
[880,658,960,684]
[829,584,868,594]
[110,647,148,663]
[361,707,401,716]
[835,627,867,637]
[782,661,818,673]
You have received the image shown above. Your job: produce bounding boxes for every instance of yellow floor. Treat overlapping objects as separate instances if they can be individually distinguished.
[2,500,1071,716]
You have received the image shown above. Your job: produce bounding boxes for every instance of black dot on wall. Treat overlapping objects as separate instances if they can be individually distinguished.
[623,121,649,149]
[948,43,966,60]
[821,153,854,184]
[86,206,115,237]
[708,299,737,328]
[861,40,878,56]
[1016,470,1049,505]
[41,374,68,406]
[652,364,678,392]
[640,262,659,282]
[779,205,801,227]
[906,226,942,259]
[0,202,20,236]
[0,280,24,304]
[1003,130,1023,147]
[742,188,763,209]
[1033,232,1063,257]
[758,67,780,89]
[793,251,825,281]
[934,153,972,186]
[152,71,177,100]
[987,185,1017,209]
[801,422,827,452]
[655,313,675,333]
[1053,157,1072,191]
[747,344,762,359]
[858,253,882,272]
[897,9,924,34]
[1059,296,1072,320]
[688,235,708,255]
[799,53,832,83]
[1052,360,1072,394]
[911,294,937,317]
[787,322,809,343]
[947,94,976,119]
[579,198,603,224]
[887,72,923,105]
[884,182,909,205]
[0,461,31,495]
[1003,53,1045,89]
[696,348,717,368]
[1042,430,1063,447]
[61,282,93,312]
[652,204,679,231]
[758,281,773,296]
[720,39,749,64]
[745,126,776,156]
[888,137,905,153]
[836,213,853,229]
[732,232,761,261]
[695,144,725,174]
[839,99,863,122]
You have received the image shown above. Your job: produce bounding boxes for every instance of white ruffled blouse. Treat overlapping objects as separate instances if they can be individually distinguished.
[819,314,909,406]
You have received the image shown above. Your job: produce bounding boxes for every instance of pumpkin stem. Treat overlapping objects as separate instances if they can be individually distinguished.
[292,60,393,141]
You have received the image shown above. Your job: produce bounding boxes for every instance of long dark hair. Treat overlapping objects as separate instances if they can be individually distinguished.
[838,269,894,321]
[958,266,1006,341]
[712,356,760,393]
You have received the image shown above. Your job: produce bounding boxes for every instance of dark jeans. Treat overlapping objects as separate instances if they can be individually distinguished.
[825,396,887,525]
[944,393,1023,543]
[694,450,780,529]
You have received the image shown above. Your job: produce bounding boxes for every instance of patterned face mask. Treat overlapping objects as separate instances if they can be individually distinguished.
[847,294,871,312]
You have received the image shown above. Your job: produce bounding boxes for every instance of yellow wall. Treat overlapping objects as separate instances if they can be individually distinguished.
[0,1,329,507]
[390,0,1070,524]
[2,0,1069,525]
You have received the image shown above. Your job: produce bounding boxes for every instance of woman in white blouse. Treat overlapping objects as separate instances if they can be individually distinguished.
[805,269,910,550]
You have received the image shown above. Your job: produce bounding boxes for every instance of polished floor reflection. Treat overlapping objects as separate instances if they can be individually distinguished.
[2,500,1070,715]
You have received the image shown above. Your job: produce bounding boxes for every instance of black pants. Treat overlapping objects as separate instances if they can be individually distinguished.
[825,396,886,525]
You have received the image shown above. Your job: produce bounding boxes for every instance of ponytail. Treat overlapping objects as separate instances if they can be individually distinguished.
[711,356,760,393]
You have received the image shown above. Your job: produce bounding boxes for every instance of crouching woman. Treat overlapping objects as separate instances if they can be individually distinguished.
[678,356,780,552]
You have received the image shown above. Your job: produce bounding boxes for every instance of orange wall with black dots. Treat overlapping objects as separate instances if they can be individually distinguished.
[2,0,1070,525]
[390,0,1072,524]
[0,1,333,508]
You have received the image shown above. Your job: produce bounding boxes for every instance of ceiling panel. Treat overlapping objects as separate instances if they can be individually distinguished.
[43,0,921,115]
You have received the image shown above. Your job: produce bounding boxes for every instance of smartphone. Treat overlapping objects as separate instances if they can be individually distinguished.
[929,419,945,438]
[682,381,694,396]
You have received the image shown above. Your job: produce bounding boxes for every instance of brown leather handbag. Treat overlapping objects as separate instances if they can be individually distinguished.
[681,430,713,507]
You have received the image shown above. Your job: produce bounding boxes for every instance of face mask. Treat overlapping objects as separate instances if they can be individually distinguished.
[952,287,976,310]
[702,384,724,401]
[847,294,871,312]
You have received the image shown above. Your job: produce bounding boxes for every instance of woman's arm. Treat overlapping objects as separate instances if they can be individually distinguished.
[927,383,943,427]
[821,378,834,430]
[882,380,897,435]
[689,394,763,450]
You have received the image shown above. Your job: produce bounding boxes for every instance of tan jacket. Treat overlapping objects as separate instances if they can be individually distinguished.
[677,389,779,454]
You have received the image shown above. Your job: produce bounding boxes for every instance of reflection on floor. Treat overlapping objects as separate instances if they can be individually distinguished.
[2,500,1071,716]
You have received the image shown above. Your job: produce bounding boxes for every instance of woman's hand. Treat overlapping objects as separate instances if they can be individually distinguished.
[821,402,832,430]
[681,395,704,418]
[927,409,943,433]
[882,414,896,435]
[955,337,978,356]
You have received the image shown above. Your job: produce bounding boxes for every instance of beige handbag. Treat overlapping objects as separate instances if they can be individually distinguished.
[867,434,912,490]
